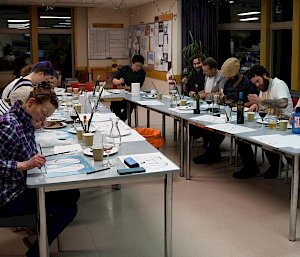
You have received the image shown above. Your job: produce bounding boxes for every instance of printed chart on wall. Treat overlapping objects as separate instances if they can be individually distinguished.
[128,20,172,72]
[118,152,178,173]
[43,154,94,178]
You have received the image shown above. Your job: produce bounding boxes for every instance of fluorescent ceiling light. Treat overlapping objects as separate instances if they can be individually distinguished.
[240,17,259,21]
[40,16,71,19]
[7,19,30,23]
[229,0,234,3]
[59,22,71,25]
[237,11,261,16]
[53,25,70,28]
[8,23,30,28]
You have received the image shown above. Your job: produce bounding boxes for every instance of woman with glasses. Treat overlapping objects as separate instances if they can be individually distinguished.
[0,86,80,257]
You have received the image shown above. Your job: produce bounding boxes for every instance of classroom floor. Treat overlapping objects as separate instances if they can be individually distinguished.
[1,105,300,257]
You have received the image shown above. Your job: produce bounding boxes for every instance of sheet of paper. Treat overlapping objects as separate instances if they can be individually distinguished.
[168,107,194,114]
[118,152,179,173]
[53,144,83,154]
[44,154,94,178]
[250,134,300,148]
[206,123,256,134]
[90,113,116,122]
[136,100,165,106]
[190,114,227,124]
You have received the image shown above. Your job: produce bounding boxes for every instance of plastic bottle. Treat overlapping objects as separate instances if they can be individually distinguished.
[292,107,300,134]
[193,84,200,114]
[236,91,244,124]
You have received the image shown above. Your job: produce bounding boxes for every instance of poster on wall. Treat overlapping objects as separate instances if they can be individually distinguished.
[148,51,155,69]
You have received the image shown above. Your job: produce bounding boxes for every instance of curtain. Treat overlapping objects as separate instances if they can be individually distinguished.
[182,0,218,67]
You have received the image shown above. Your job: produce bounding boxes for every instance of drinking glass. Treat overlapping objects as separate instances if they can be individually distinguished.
[102,133,115,167]
[258,107,268,128]
[70,109,77,128]
[205,94,213,113]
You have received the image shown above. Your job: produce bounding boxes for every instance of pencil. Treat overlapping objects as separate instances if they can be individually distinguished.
[87,167,110,175]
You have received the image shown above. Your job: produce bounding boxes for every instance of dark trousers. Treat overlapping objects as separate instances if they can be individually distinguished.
[201,129,225,157]
[1,188,80,257]
[110,100,134,121]
[237,140,282,170]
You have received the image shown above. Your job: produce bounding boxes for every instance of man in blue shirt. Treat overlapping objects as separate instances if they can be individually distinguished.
[111,55,146,121]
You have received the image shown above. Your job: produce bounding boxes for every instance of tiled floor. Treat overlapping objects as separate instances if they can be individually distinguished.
[2,105,300,257]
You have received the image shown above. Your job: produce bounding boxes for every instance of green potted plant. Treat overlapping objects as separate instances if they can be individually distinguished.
[182,31,207,76]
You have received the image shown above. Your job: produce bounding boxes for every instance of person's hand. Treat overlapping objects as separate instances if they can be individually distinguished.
[119,78,125,84]
[181,77,188,84]
[199,92,206,99]
[289,116,293,124]
[17,154,46,171]
[248,104,258,112]
[247,94,261,104]
[189,91,195,98]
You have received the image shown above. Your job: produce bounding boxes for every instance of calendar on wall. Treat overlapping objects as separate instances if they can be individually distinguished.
[88,28,128,60]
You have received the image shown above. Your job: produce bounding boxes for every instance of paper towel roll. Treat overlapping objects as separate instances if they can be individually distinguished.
[131,83,140,96]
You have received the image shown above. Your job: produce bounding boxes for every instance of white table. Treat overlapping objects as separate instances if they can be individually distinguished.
[28,126,179,257]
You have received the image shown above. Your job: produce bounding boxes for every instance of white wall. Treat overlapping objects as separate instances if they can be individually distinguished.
[74,0,182,94]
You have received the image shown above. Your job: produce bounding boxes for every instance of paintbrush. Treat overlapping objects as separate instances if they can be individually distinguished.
[95,82,106,110]
[74,107,85,132]
[93,75,100,96]
[151,81,159,94]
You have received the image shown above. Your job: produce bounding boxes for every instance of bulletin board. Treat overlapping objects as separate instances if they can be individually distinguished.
[128,20,172,72]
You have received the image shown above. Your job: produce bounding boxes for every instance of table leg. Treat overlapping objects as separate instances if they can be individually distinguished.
[38,187,49,257]
[180,119,185,177]
[164,174,173,257]
[127,101,131,127]
[289,156,299,241]
[186,122,191,180]
[162,115,166,138]
[147,109,150,128]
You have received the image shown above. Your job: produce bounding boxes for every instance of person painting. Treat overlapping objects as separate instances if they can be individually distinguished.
[110,54,146,121]
[0,86,80,257]
[2,61,57,105]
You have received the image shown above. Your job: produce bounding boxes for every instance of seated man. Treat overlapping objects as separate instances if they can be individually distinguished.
[110,54,146,121]
[0,87,80,257]
[193,57,258,164]
[233,65,293,179]
[181,55,205,96]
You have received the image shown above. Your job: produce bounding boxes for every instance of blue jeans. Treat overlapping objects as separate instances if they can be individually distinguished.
[1,188,80,257]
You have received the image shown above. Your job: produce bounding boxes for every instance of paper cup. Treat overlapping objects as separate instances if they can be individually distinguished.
[76,127,84,141]
[156,93,163,100]
[180,99,187,106]
[73,88,79,94]
[131,83,140,96]
[74,104,81,113]
[83,133,94,146]
[247,112,255,122]
[92,146,104,161]
[67,87,72,93]
[279,120,288,131]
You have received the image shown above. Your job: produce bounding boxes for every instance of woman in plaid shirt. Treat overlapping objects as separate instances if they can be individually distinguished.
[0,87,80,257]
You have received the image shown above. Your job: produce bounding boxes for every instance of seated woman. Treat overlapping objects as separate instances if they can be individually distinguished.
[0,86,80,257]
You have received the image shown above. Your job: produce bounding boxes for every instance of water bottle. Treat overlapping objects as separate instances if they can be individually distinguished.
[193,84,200,114]
[292,107,300,134]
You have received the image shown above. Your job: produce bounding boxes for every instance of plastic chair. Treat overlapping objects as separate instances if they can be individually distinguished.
[134,128,164,149]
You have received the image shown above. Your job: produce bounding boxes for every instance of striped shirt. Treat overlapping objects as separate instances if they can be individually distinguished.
[0,101,36,207]
[2,78,33,100]
[0,99,10,115]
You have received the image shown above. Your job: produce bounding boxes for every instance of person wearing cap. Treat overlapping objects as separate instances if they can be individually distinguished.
[2,61,56,104]
[222,57,258,106]
[181,55,205,96]
[110,54,146,121]
[193,57,257,164]
[233,65,293,179]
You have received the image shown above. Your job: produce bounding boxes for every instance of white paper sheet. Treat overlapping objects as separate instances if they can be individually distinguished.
[190,114,227,124]
[136,100,165,106]
[206,123,256,134]
[53,144,83,154]
[168,107,194,114]
[118,152,178,173]
[250,134,300,149]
